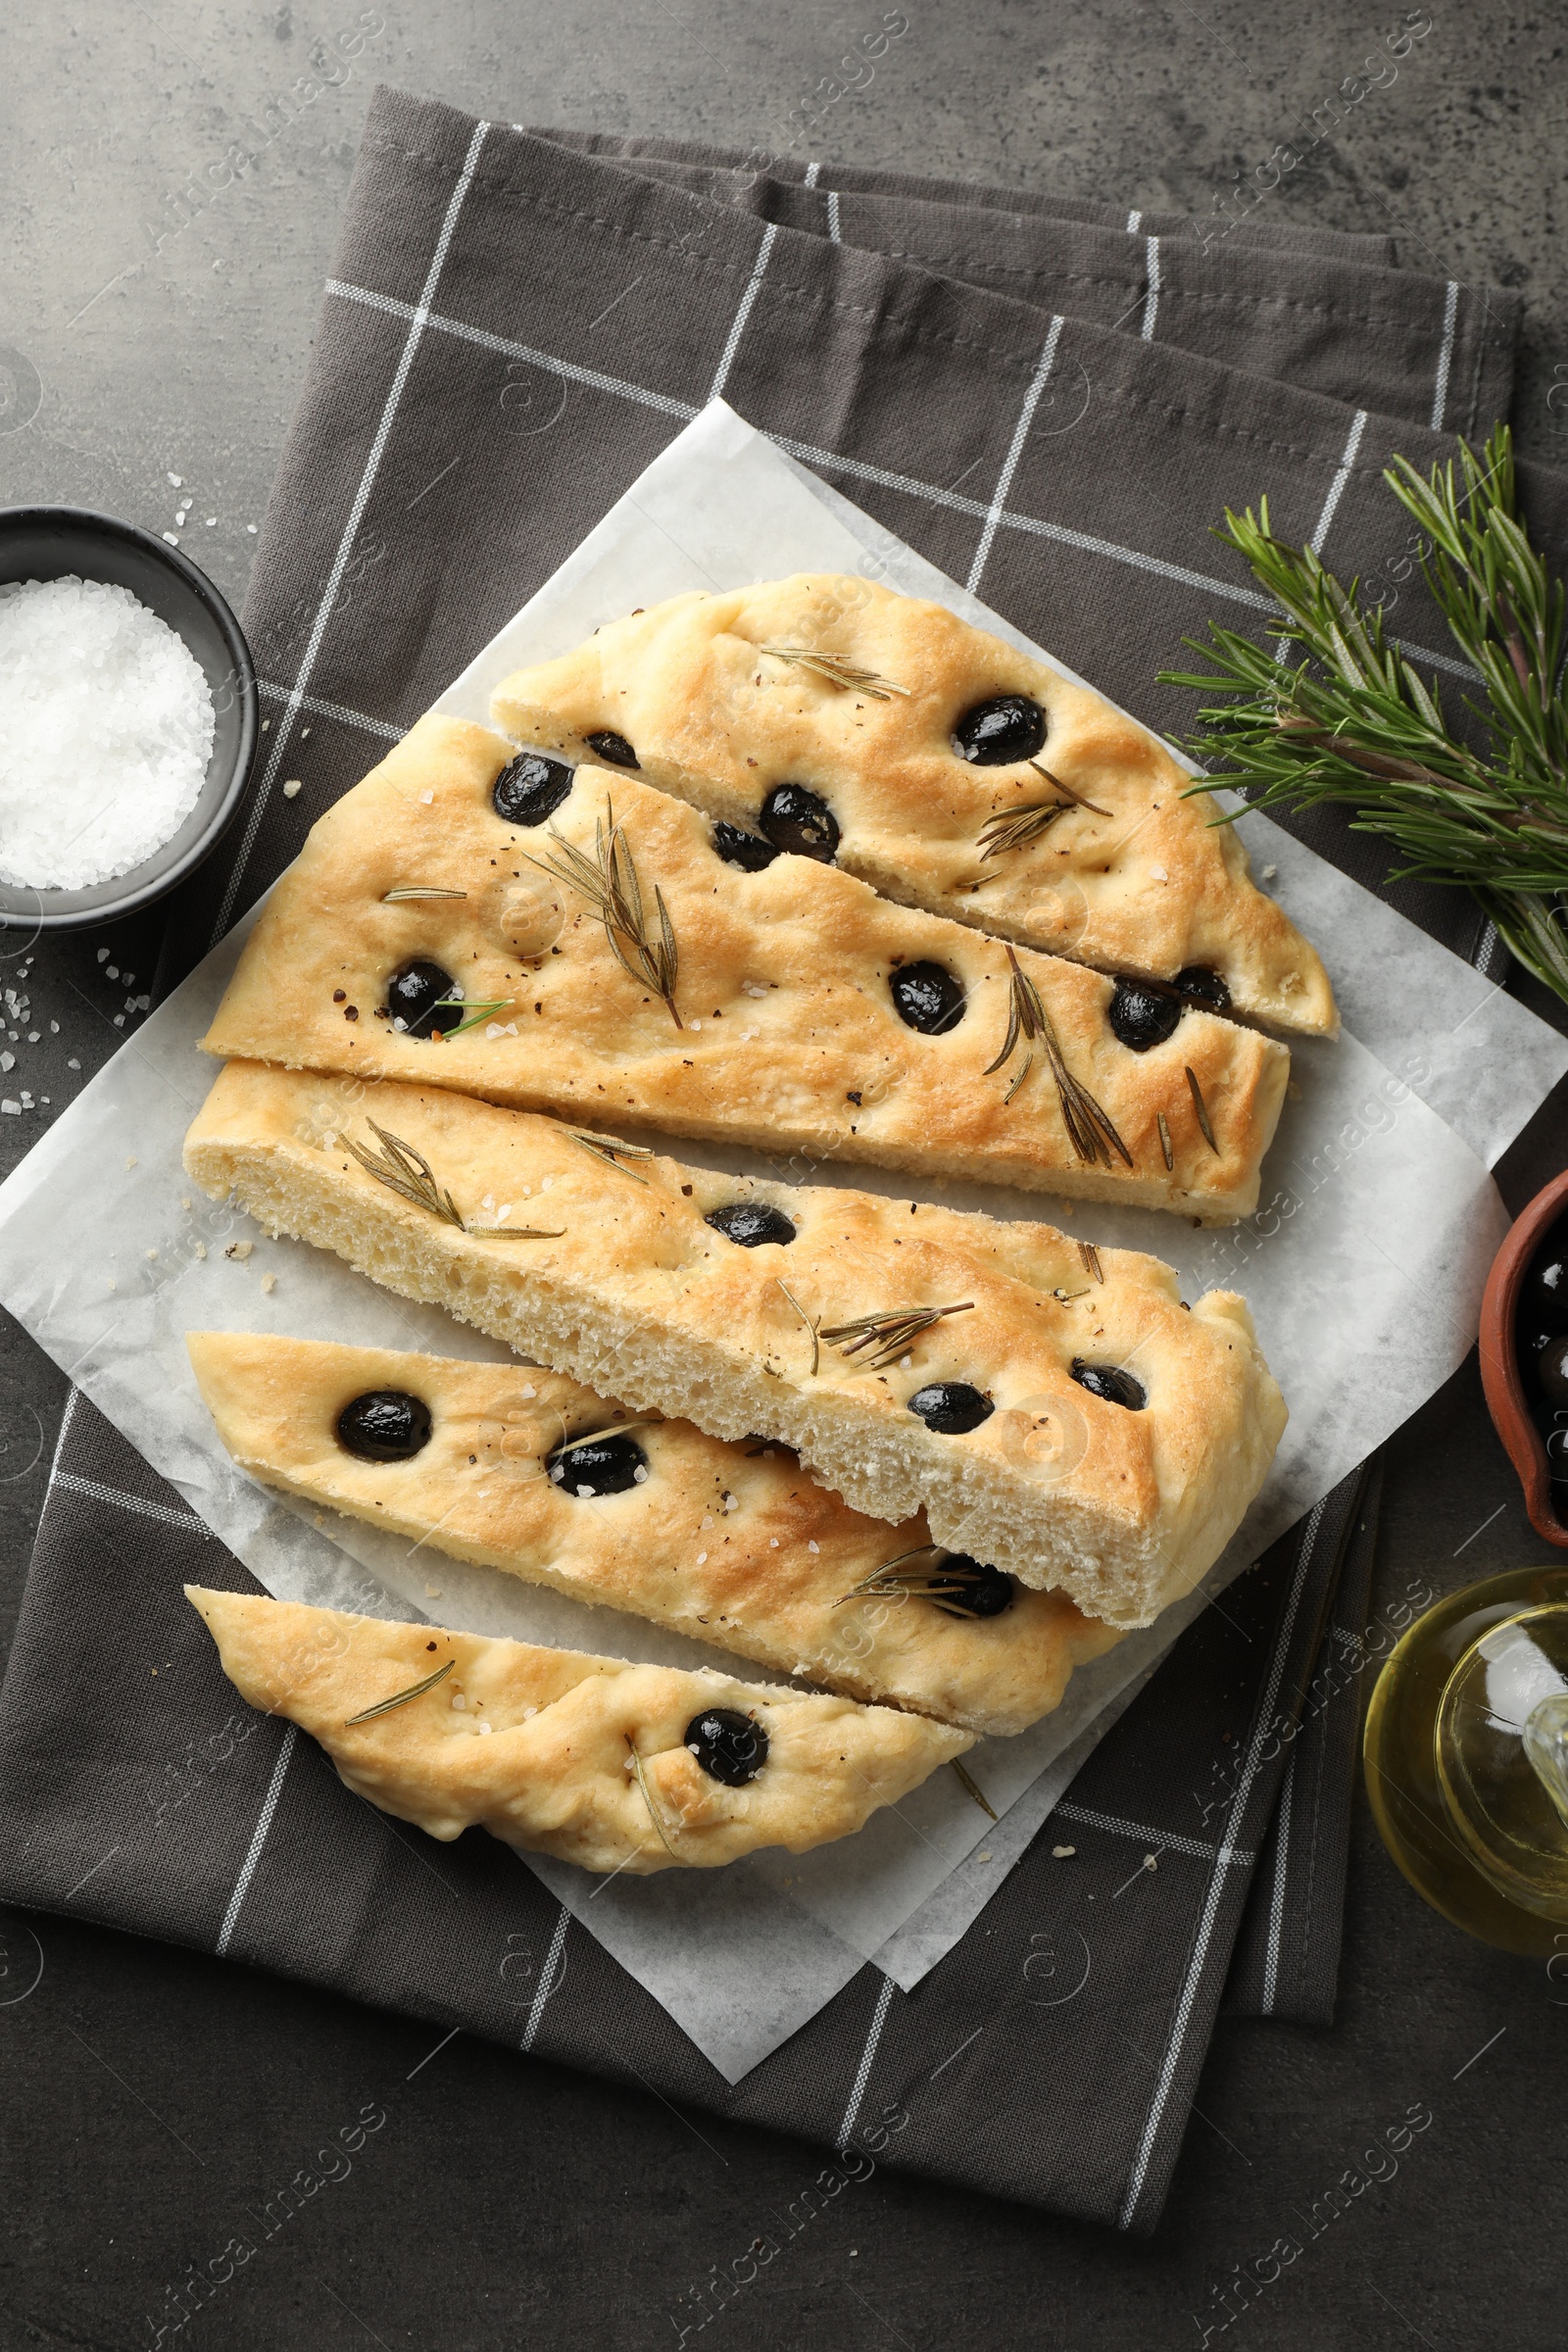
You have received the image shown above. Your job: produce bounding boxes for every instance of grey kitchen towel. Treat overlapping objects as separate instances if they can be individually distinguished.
[1,89,1553,2226]
[558,148,1518,428]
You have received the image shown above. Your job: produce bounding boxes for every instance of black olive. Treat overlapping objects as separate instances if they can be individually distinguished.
[759,783,840,862]
[705,1201,796,1248]
[685,1706,769,1786]
[928,1554,1015,1618]
[907,1382,994,1435]
[1108,979,1183,1053]
[585,729,639,768]
[1527,1252,1568,1330]
[712,820,779,872]
[1540,1338,1568,1408]
[890,960,966,1035]
[953,693,1047,765]
[387,958,458,1039]
[547,1431,648,1496]
[1532,1399,1568,1490]
[1071,1359,1147,1410]
[336,1390,433,1462]
[1521,1322,1560,1371]
[1174,965,1231,1014]
[492,751,574,826]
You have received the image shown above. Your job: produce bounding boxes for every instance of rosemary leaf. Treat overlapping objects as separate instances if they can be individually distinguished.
[760,644,910,700]
[1186,1064,1219,1153]
[1078,1241,1103,1284]
[774,1277,820,1377]
[431,996,513,1040]
[951,1758,999,1822]
[344,1657,454,1725]
[553,1420,659,1459]
[571,1128,655,1186]
[381,885,468,902]
[626,1736,680,1857]
[1156,1108,1174,1171]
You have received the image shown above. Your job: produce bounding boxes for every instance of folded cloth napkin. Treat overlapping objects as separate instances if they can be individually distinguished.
[1,88,1552,2227]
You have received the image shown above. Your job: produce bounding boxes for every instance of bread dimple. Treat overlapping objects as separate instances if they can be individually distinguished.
[184,1585,969,1873]
[489,573,1338,1037]
[199,711,1291,1223]
[185,1328,1121,1738]
[182,1062,1288,1628]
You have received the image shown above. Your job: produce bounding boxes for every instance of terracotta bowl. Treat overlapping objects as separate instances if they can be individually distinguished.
[1480,1165,1568,1547]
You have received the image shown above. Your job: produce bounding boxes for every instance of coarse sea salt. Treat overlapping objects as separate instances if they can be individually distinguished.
[0,576,215,890]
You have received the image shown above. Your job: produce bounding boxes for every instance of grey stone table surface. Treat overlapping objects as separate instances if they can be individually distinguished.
[2,5,1566,2347]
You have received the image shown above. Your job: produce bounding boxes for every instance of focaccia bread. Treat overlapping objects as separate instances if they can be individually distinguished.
[489,573,1337,1038]
[187,1330,1120,1739]
[199,712,1289,1221]
[183,1064,1288,1627]
[186,1586,968,1874]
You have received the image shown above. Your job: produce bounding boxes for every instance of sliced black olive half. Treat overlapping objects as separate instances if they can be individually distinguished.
[1173,964,1231,1014]
[492,751,574,827]
[759,783,840,862]
[928,1553,1015,1617]
[953,693,1047,765]
[336,1390,433,1462]
[907,1381,994,1435]
[705,1201,797,1248]
[1540,1339,1568,1408]
[890,960,966,1035]
[1071,1359,1147,1410]
[1107,978,1182,1053]
[584,728,639,769]
[546,1430,649,1496]
[685,1705,769,1786]
[387,957,458,1040]
[711,819,779,872]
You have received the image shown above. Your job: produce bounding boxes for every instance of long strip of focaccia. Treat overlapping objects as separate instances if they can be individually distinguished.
[183,1064,1287,1629]
[186,1587,968,1875]
[489,573,1337,1037]
[187,1331,1121,1739]
[201,714,1289,1222]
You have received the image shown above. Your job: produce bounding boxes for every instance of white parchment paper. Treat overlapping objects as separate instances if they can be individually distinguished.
[0,404,1562,2083]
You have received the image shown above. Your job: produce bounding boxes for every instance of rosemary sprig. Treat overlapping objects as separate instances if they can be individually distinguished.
[570,1128,655,1186]
[818,1299,974,1373]
[984,949,1134,1165]
[344,1657,454,1725]
[525,799,682,1028]
[951,1758,998,1822]
[774,1277,820,1376]
[836,1545,997,1621]
[339,1121,564,1239]
[1160,422,1568,1003]
[976,760,1111,860]
[760,644,910,700]
[431,996,513,1040]
[626,1736,680,1857]
[381,885,468,902]
[1185,1064,1219,1152]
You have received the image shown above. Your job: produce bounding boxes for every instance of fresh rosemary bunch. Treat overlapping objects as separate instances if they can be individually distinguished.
[1160,423,1568,1001]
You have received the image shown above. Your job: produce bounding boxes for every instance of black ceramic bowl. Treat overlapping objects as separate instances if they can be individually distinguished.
[0,506,258,933]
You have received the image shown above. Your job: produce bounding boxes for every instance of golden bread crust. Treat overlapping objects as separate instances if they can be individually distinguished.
[183,1064,1287,1628]
[186,1331,1120,1738]
[489,573,1337,1037]
[185,1586,968,1873]
[201,712,1290,1221]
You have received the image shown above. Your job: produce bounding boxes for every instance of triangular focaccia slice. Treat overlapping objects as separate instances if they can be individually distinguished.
[489,574,1337,1038]
[187,1331,1120,1739]
[185,1587,968,1874]
[200,713,1289,1222]
[183,1065,1287,1628]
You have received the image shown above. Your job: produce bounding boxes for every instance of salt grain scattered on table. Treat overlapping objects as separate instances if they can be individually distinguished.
[0,576,214,889]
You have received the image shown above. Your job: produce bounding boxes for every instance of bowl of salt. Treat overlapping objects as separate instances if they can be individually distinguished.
[0,506,257,932]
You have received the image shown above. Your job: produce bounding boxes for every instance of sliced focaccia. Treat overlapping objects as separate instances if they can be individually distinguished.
[187,1330,1120,1739]
[489,573,1337,1038]
[183,1065,1287,1628]
[185,1586,968,1874]
[199,712,1289,1221]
